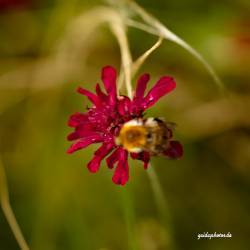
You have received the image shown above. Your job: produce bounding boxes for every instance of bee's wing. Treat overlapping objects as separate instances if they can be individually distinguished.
[153,117,177,130]
[166,122,177,130]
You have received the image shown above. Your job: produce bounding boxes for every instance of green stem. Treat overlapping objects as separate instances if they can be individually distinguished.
[121,187,138,250]
[147,164,176,250]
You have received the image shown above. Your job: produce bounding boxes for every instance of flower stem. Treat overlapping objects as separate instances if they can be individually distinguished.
[147,164,176,250]
[121,187,138,250]
[0,157,30,250]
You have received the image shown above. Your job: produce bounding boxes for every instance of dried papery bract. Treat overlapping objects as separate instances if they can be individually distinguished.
[108,0,224,93]
[0,1,223,95]
[110,21,133,98]
[118,36,163,91]
[132,36,163,77]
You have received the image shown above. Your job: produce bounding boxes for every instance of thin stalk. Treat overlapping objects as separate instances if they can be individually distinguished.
[147,164,176,250]
[0,157,30,250]
[121,188,138,250]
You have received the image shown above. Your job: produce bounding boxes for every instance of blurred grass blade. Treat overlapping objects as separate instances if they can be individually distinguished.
[0,157,30,250]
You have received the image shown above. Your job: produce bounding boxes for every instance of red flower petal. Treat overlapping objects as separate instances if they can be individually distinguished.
[163,140,183,159]
[87,143,114,173]
[133,73,150,101]
[112,149,129,185]
[101,66,117,105]
[143,76,176,109]
[67,131,80,141]
[67,129,99,141]
[68,112,88,127]
[95,83,108,103]
[130,151,150,169]
[106,147,123,169]
[117,96,132,116]
[67,134,103,154]
[77,87,100,106]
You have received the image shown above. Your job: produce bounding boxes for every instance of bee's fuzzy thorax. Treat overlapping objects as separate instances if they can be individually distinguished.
[117,121,147,153]
[116,117,174,155]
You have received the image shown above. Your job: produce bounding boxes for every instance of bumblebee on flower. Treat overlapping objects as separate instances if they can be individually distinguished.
[67,66,183,185]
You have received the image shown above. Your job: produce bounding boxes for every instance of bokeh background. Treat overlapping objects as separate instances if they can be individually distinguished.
[0,0,250,249]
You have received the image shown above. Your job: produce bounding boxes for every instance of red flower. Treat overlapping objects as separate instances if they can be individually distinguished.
[67,66,183,185]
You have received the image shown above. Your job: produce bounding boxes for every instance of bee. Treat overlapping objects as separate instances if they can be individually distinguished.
[116,118,175,155]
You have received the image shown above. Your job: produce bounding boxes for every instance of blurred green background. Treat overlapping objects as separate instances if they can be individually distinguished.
[0,0,250,249]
